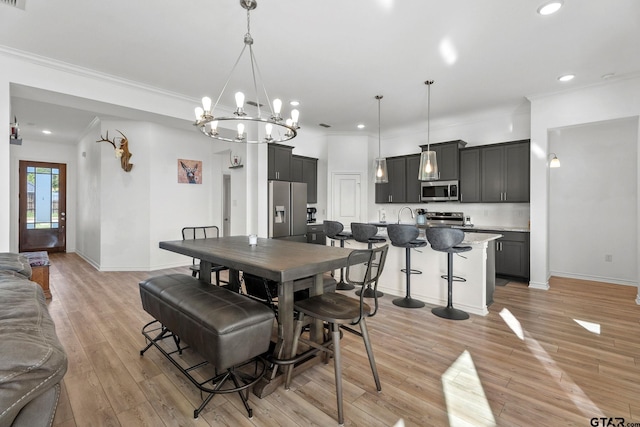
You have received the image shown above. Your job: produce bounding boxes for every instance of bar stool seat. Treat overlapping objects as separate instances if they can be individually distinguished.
[324,220,354,290]
[387,224,427,308]
[351,223,386,298]
[426,227,472,320]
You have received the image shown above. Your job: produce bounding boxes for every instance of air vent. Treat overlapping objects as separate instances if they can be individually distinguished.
[1,0,26,9]
[246,100,264,107]
[319,123,331,128]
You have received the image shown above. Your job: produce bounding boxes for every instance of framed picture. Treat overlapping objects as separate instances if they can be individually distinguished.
[178,159,202,184]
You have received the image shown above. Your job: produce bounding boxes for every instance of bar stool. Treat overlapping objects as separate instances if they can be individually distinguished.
[387,224,427,308]
[351,222,386,298]
[324,220,354,290]
[426,227,472,320]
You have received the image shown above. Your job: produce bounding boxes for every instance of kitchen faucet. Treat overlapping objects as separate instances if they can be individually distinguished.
[398,206,414,223]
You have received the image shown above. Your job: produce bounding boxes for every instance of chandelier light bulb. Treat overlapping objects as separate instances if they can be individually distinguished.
[273,99,282,115]
[235,92,245,109]
[194,107,204,122]
[265,123,273,141]
[201,96,212,113]
[290,109,299,127]
[237,123,245,139]
[210,120,218,135]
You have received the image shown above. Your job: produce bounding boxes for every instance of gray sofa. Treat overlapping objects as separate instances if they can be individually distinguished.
[0,253,68,427]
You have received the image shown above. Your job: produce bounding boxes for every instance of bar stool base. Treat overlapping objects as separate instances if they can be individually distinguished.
[336,281,355,291]
[432,306,469,320]
[356,287,383,298]
[392,297,425,309]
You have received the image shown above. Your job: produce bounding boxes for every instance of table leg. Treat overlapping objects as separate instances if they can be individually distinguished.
[199,260,212,283]
[309,273,323,344]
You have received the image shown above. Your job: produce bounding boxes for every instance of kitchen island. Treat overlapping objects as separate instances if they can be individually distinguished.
[347,227,501,316]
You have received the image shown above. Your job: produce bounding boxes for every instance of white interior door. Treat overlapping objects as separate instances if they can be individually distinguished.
[331,173,361,230]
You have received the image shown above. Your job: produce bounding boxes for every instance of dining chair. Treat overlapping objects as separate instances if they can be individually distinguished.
[284,244,389,425]
[181,226,229,286]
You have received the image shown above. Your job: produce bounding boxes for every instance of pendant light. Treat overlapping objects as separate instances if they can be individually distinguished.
[373,95,388,183]
[418,80,439,181]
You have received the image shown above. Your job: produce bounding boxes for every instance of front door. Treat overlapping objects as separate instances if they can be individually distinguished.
[19,161,67,253]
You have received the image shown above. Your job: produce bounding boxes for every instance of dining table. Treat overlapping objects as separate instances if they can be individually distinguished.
[158,235,360,397]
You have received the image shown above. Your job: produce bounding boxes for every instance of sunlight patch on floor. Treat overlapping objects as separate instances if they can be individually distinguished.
[442,350,496,427]
[573,318,601,334]
[499,308,524,340]
[499,308,605,419]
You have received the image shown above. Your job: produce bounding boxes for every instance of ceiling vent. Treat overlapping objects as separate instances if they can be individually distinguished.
[1,0,26,9]
[246,100,264,108]
[319,123,331,128]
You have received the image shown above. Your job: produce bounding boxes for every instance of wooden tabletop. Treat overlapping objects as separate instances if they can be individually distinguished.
[159,236,356,283]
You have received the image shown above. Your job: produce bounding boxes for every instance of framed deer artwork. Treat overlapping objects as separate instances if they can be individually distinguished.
[177,159,202,184]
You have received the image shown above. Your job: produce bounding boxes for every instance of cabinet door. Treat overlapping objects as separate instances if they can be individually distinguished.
[405,154,421,203]
[481,145,504,202]
[302,157,318,203]
[291,156,303,182]
[459,149,481,203]
[437,143,459,181]
[268,145,293,181]
[375,157,405,203]
[388,157,406,203]
[495,232,530,279]
[504,142,529,202]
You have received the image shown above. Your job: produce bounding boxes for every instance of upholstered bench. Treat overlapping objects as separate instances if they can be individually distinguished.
[138,273,275,418]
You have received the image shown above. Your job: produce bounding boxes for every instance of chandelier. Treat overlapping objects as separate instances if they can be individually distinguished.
[418,80,439,181]
[193,0,299,144]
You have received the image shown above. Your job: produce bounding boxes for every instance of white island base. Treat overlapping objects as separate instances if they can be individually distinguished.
[346,231,502,316]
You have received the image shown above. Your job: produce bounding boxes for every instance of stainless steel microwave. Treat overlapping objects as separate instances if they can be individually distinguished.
[420,180,459,202]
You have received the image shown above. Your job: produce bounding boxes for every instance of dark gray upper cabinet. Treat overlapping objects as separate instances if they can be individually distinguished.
[268,144,293,181]
[481,140,529,203]
[460,140,530,203]
[419,140,467,181]
[459,148,482,203]
[292,155,318,203]
[375,156,410,203]
[405,154,422,203]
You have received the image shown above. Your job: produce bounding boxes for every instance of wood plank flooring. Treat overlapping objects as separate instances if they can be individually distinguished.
[45,253,640,426]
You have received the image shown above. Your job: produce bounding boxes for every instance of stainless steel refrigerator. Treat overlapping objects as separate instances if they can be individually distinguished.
[269,181,308,242]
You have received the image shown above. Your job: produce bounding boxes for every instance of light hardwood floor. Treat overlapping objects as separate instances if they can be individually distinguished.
[46,252,640,426]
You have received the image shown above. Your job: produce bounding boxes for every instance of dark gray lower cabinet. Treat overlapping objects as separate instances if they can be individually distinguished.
[306,223,326,245]
[495,231,530,280]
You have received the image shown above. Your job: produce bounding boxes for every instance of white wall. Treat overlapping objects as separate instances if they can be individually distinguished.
[529,75,640,295]
[1,79,11,251]
[9,135,78,253]
[549,117,638,285]
[76,119,102,266]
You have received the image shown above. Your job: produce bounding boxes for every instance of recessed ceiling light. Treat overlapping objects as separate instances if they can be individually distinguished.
[357,124,365,129]
[537,0,563,15]
[558,74,575,82]
[289,100,300,106]
[42,130,52,134]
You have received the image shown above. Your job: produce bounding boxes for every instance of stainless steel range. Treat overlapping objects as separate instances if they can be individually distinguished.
[425,211,465,227]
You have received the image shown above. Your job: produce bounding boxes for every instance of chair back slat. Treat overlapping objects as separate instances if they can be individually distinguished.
[345,245,389,320]
[182,226,220,240]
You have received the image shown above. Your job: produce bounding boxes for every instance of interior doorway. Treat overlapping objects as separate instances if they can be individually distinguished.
[19,161,67,252]
[331,172,362,227]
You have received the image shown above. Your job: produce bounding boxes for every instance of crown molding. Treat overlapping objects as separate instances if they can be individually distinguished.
[0,44,197,105]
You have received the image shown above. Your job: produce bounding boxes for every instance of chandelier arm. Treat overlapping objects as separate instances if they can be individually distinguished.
[248,45,263,118]
[249,47,275,117]
[212,44,249,111]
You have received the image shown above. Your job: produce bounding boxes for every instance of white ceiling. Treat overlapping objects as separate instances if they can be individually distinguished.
[3,0,640,145]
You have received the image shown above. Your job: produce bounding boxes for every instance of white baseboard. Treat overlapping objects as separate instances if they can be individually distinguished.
[549,271,638,287]
[528,280,550,290]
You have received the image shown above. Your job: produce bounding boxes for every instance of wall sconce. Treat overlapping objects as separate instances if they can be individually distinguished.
[97,130,133,172]
[549,153,561,168]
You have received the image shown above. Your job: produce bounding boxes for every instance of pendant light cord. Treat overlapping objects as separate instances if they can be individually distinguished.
[425,80,433,151]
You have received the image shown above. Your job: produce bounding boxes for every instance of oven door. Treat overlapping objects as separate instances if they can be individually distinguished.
[420,180,458,202]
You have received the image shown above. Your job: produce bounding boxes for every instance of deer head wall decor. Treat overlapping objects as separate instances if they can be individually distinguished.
[97,130,133,172]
